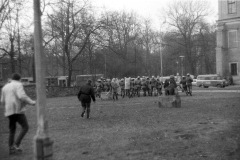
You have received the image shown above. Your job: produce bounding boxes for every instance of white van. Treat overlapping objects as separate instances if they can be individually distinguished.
[196,74,225,88]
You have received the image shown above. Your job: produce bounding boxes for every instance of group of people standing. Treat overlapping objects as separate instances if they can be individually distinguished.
[94,74,193,100]
[94,76,163,100]
[0,73,193,156]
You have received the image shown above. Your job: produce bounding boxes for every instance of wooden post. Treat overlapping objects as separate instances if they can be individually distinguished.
[33,0,53,159]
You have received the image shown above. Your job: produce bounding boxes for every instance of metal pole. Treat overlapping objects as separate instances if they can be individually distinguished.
[33,0,53,159]
[181,60,183,76]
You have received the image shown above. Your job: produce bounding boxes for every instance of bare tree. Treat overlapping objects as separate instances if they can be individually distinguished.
[197,22,216,74]
[139,19,156,75]
[101,11,139,59]
[0,1,24,73]
[0,0,10,32]
[100,11,141,76]
[163,0,211,75]
[45,0,102,86]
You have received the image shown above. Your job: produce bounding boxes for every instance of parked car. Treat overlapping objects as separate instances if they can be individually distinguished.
[196,74,225,88]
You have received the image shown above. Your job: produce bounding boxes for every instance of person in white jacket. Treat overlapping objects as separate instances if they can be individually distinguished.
[1,73,36,155]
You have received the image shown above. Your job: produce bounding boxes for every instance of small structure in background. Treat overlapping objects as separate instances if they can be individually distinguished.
[21,77,34,85]
[75,74,103,87]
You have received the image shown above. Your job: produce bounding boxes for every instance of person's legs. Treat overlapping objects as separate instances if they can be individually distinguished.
[81,102,87,117]
[165,88,169,95]
[143,88,146,96]
[86,103,91,119]
[8,115,17,150]
[15,114,29,148]
[169,88,175,95]
[121,89,125,98]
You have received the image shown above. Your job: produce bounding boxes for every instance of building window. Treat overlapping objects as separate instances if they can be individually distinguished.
[228,30,238,48]
[228,0,237,14]
[230,63,238,75]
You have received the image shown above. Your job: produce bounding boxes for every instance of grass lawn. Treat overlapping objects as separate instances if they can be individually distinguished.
[0,91,240,160]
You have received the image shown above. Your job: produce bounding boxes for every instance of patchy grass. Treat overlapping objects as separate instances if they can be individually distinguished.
[0,91,240,160]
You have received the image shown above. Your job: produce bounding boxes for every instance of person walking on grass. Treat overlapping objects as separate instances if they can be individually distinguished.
[77,79,96,119]
[0,73,36,155]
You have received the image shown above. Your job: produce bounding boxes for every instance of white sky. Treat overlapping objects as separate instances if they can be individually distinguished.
[91,0,218,28]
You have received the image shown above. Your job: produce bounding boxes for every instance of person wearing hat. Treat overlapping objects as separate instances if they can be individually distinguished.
[95,79,103,98]
[150,76,157,96]
[111,78,119,100]
[119,79,125,98]
[186,73,193,94]
[134,76,141,97]
[125,77,131,98]
[156,78,163,96]
[129,78,135,98]
[141,78,148,96]
[180,76,187,92]
[77,79,96,119]
[165,75,177,95]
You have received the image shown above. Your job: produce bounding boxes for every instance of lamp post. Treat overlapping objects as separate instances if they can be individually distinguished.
[179,56,185,76]
[176,61,179,75]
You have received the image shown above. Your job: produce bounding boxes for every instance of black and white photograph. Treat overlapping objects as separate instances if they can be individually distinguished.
[0,0,240,159]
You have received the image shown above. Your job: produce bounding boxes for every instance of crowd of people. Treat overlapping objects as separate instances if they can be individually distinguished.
[93,74,193,100]
[0,72,193,155]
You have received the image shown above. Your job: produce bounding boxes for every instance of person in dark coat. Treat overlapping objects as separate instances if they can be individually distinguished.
[164,75,177,95]
[168,75,177,95]
[77,80,96,119]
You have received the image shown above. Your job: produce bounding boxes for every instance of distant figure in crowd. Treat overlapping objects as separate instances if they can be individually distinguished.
[180,76,187,92]
[156,78,163,95]
[141,78,148,96]
[119,79,125,98]
[111,78,119,100]
[135,76,141,97]
[95,79,103,98]
[164,75,177,95]
[186,73,193,93]
[1,73,36,155]
[125,77,131,98]
[77,79,96,119]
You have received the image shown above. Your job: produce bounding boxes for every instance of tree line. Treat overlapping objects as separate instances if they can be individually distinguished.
[0,0,216,86]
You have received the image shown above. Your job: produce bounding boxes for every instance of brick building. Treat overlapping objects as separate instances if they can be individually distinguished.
[216,0,240,84]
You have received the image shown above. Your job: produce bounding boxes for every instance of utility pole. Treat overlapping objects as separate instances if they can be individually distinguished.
[33,0,53,159]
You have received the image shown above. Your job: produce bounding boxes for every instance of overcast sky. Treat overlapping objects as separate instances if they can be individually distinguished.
[91,0,218,28]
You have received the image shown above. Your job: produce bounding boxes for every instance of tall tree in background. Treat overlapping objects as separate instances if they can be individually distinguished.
[45,0,101,86]
[100,11,140,76]
[163,0,210,75]
[139,19,155,75]
[0,0,10,32]
[197,22,216,74]
[0,1,24,73]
